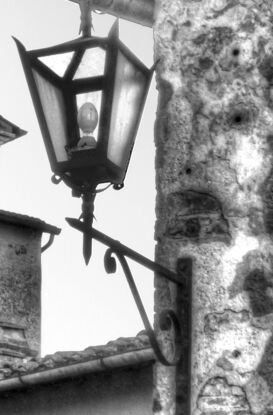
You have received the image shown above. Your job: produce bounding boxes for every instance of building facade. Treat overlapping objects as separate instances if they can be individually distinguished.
[0,211,60,362]
[154,0,273,414]
[0,211,154,414]
[6,1,273,413]
[0,335,154,415]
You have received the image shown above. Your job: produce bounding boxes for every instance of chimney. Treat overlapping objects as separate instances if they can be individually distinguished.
[0,211,60,363]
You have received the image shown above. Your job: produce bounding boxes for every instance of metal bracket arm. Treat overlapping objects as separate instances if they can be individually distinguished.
[66,217,183,287]
[66,217,186,366]
[105,249,182,365]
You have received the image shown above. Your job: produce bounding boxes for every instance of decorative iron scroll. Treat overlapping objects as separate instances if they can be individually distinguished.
[66,217,189,366]
[104,248,182,366]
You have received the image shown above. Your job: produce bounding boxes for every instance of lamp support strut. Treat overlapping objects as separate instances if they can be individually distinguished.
[66,217,190,366]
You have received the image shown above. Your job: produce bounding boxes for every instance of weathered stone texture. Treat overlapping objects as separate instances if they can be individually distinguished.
[0,222,41,357]
[154,0,273,414]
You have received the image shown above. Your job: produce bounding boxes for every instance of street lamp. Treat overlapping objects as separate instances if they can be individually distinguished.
[14,21,153,263]
[14,18,190,369]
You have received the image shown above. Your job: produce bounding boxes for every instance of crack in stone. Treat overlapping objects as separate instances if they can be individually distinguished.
[214,154,244,191]
[204,309,250,335]
[196,376,251,413]
[208,0,241,20]
[164,190,231,244]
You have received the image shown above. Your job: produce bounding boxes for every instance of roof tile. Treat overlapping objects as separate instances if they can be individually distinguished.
[0,333,150,380]
[0,210,61,235]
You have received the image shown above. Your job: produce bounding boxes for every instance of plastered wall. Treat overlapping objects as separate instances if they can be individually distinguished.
[154,0,273,413]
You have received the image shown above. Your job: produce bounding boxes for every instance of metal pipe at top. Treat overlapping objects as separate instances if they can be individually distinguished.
[69,0,154,27]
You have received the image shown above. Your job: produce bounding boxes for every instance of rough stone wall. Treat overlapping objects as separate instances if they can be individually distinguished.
[154,0,273,414]
[0,222,42,357]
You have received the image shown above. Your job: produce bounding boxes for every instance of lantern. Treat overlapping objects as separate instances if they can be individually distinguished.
[15,21,153,263]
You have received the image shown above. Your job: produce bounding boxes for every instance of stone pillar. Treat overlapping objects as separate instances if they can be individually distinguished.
[0,211,60,362]
[154,0,273,413]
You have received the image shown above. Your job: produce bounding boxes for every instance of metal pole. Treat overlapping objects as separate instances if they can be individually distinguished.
[81,193,95,265]
[69,0,154,27]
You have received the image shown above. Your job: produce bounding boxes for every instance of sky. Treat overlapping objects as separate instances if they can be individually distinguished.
[0,1,156,355]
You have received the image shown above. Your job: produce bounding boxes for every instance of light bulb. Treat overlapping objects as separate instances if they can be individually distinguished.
[77,102,98,149]
[77,102,98,134]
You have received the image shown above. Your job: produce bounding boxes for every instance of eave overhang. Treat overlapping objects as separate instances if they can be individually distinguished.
[0,115,27,146]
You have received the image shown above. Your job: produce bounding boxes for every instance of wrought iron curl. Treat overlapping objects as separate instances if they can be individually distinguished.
[104,248,117,274]
[51,174,62,184]
[157,309,182,364]
[103,248,182,366]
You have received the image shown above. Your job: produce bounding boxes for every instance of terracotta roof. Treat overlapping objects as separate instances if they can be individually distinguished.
[0,333,151,381]
[0,210,61,235]
[0,115,27,146]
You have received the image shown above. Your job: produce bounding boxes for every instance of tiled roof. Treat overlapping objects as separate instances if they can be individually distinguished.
[0,115,27,145]
[0,333,151,381]
[0,210,61,235]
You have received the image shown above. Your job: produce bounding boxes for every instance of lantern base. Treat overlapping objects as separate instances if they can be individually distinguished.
[77,134,97,150]
[66,144,97,159]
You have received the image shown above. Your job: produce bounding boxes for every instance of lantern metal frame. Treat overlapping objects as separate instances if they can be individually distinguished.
[15,22,154,263]
[14,22,154,193]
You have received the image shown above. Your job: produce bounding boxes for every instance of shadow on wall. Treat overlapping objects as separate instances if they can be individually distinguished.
[229,250,273,394]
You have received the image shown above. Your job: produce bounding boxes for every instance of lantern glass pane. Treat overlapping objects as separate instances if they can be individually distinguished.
[39,52,74,77]
[32,70,69,162]
[74,47,106,79]
[107,51,147,170]
[76,91,102,148]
